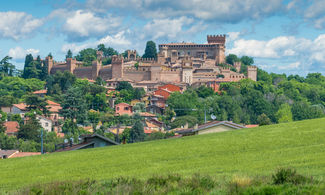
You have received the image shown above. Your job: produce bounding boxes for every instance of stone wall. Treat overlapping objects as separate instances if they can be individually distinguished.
[123,68,151,82]
[73,67,93,79]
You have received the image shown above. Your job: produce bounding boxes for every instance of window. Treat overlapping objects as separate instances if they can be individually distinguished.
[117,107,120,111]
[125,107,129,110]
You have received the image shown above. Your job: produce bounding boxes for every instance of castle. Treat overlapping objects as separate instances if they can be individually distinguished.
[46,35,257,89]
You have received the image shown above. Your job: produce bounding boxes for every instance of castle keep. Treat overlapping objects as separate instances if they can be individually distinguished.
[47,35,257,87]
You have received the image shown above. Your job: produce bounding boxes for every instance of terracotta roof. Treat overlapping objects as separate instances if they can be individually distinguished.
[33,89,47,94]
[116,103,131,107]
[245,124,259,128]
[4,121,19,134]
[12,103,28,111]
[11,152,41,158]
[144,130,153,134]
[47,100,60,106]
[145,121,158,128]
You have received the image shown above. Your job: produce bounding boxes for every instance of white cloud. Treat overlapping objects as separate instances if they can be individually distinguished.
[0,12,43,40]
[50,9,122,41]
[8,47,40,60]
[227,32,241,41]
[86,0,284,22]
[143,17,195,40]
[228,34,325,73]
[62,31,132,54]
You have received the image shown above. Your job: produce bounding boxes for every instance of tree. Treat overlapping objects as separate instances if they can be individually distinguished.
[133,102,146,112]
[60,87,88,124]
[120,127,131,144]
[0,56,15,78]
[75,48,97,66]
[142,41,157,59]
[129,120,145,143]
[275,104,293,123]
[257,113,272,126]
[0,120,5,134]
[97,44,118,57]
[195,86,214,98]
[95,77,105,86]
[116,81,133,91]
[25,94,49,115]
[18,116,41,142]
[66,49,73,59]
[170,115,199,129]
[88,110,100,131]
[240,56,254,65]
[226,54,239,65]
[22,54,35,79]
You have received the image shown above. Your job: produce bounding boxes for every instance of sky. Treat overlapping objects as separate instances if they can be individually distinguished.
[1,0,325,75]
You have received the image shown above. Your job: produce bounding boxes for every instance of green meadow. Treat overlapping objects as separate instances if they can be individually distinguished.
[1,118,325,191]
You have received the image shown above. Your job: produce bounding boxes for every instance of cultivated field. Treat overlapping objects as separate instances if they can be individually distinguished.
[1,118,325,191]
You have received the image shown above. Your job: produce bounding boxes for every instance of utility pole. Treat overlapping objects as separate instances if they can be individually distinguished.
[41,128,44,154]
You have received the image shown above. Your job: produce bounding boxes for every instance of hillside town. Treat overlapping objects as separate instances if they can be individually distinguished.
[1,34,325,159]
[0,35,261,158]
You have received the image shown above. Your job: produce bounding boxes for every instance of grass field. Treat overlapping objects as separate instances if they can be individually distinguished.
[1,118,325,191]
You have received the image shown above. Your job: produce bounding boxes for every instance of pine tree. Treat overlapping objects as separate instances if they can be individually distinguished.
[22,54,34,79]
[129,120,145,143]
[66,49,73,59]
[142,41,157,59]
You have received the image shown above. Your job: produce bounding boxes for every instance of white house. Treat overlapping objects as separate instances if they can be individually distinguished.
[36,115,53,132]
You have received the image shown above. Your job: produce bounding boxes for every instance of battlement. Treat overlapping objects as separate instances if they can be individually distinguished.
[139,58,156,63]
[247,65,257,70]
[112,55,124,63]
[207,34,226,44]
[123,67,150,72]
[161,69,181,73]
[221,67,230,71]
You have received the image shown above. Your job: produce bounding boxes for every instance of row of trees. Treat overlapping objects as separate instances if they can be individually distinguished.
[166,72,325,127]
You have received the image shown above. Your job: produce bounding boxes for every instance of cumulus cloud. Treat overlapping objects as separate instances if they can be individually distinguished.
[142,17,199,40]
[8,47,40,60]
[61,31,132,54]
[86,0,284,22]
[0,11,43,40]
[50,9,122,42]
[228,34,325,73]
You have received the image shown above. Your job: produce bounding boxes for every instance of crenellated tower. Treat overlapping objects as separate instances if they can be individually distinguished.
[112,55,124,79]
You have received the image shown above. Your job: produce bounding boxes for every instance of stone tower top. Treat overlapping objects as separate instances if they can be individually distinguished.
[207,34,226,44]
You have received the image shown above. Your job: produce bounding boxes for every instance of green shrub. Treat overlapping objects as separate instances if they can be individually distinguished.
[272,167,310,185]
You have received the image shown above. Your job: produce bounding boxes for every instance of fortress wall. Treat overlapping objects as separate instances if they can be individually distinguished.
[99,67,112,81]
[123,70,151,82]
[73,67,92,79]
[160,71,181,83]
[50,66,69,74]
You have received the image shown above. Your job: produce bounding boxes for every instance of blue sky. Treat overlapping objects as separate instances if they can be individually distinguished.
[1,0,325,75]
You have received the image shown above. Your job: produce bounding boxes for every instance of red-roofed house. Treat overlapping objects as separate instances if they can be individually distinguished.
[158,84,182,92]
[12,103,28,117]
[33,89,47,97]
[4,121,19,136]
[153,89,171,100]
[115,103,133,115]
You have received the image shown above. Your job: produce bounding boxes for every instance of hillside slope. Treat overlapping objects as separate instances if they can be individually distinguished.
[1,118,325,190]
